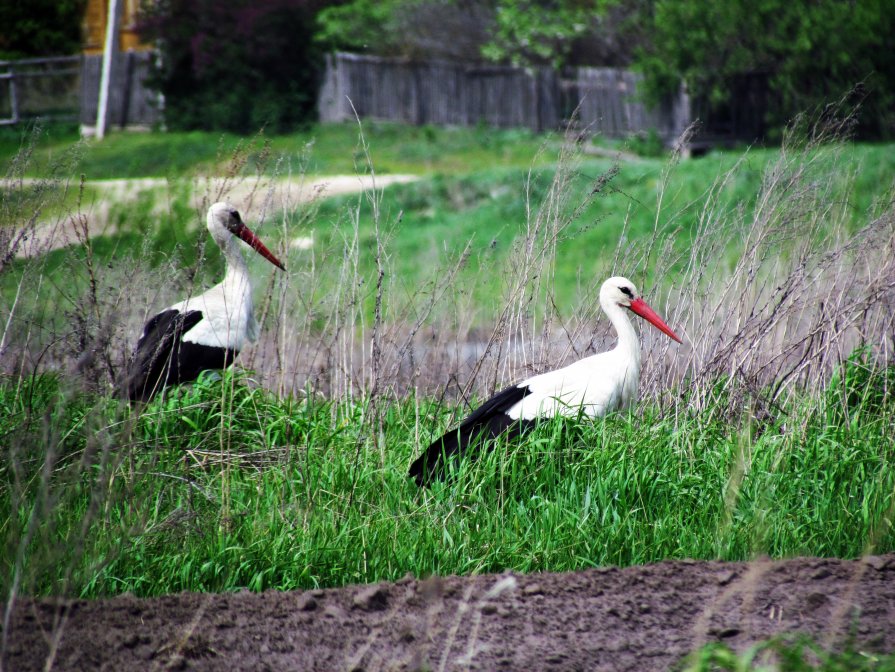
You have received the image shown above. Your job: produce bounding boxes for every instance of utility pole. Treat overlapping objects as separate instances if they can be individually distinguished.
[96,0,121,139]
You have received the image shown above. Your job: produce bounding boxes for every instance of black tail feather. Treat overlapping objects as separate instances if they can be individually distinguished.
[409,384,534,487]
[121,309,238,403]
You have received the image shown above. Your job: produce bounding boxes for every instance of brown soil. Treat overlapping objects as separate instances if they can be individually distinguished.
[5,554,895,671]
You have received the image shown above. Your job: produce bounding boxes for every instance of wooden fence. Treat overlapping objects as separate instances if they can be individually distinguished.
[572,67,691,142]
[2,51,762,146]
[319,52,693,143]
[80,51,162,129]
[319,53,563,131]
[0,52,161,128]
[0,56,81,125]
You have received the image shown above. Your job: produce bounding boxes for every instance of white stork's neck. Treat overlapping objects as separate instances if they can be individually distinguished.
[220,235,250,293]
[603,298,641,361]
[219,233,257,342]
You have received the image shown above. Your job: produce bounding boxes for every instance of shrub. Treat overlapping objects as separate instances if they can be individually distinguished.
[137,0,324,134]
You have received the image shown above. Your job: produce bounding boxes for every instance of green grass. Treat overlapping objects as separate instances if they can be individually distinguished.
[5,121,893,324]
[2,354,893,599]
[0,121,559,179]
[282,139,895,312]
[683,636,895,671]
[2,118,895,632]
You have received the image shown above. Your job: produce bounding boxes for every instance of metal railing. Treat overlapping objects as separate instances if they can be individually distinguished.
[0,55,81,125]
[0,52,162,129]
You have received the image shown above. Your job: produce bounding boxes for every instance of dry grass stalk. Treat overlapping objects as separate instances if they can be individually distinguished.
[2,111,893,430]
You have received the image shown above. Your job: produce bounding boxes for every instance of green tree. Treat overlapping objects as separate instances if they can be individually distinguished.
[627,0,895,138]
[472,0,895,138]
[315,0,495,60]
[482,0,600,67]
[0,0,87,59]
[315,0,410,54]
[138,0,324,133]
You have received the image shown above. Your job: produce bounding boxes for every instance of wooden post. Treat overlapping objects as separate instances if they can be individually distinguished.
[119,50,135,127]
[8,65,19,124]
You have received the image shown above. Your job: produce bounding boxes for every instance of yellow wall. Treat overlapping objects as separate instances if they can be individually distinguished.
[83,0,151,54]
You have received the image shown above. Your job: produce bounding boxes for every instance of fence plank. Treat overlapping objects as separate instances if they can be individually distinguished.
[81,51,161,128]
[0,56,80,125]
[5,50,708,143]
[318,52,691,142]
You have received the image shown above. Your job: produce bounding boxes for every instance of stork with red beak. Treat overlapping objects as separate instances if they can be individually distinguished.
[124,202,285,402]
[409,276,682,486]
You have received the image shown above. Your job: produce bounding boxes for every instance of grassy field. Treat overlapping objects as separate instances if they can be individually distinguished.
[4,120,895,323]
[3,354,893,598]
[0,121,558,178]
[2,116,894,623]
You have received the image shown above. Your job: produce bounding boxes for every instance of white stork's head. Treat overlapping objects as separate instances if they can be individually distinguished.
[600,276,640,307]
[206,202,286,271]
[600,276,682,342]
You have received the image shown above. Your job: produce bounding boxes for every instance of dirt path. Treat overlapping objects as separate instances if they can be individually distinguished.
[7,174,418,259]
[6,554,894,671]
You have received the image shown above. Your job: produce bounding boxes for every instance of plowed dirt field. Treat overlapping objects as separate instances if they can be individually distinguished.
[6,553,895,671]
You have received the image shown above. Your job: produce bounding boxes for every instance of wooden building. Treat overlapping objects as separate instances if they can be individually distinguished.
[83,0,151,55]
[80,0,161,130]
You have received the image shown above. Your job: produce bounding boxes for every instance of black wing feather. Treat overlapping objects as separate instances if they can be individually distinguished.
[409,384,535,486]
[122,309,237,403]
[123,309,203,402]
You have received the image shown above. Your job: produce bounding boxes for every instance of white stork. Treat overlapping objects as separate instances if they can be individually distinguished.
[409,276,682,486]
[123,202,285,402]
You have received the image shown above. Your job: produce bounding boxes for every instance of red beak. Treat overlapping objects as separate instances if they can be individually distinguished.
[236,224,286,271]
[627,298,682,343]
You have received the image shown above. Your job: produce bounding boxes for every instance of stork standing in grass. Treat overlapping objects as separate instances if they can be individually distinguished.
[409,276,682,486]
[123,202,285,403]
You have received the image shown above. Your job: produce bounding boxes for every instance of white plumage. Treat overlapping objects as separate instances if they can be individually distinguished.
[123,202,284,402]
[507,277,659,420]
[168,257,258,350]
[409,276,682,485]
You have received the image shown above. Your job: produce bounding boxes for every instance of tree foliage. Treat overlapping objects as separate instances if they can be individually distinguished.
[138,0,324,133]
[472,0,895,138]
[316,0,495,61]
[131,0,895,138]
[630,0,895,138]
[482,0,598,68]
[0,0,87,59]
[315,0,409,54]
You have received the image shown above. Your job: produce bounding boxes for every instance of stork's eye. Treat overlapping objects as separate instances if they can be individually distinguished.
[620,286,634,298]
[225,212,243,232]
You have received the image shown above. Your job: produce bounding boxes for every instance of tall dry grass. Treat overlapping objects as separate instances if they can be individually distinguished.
[238,110,894,430]
[2,110,894,672]
[1,108,893,430]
